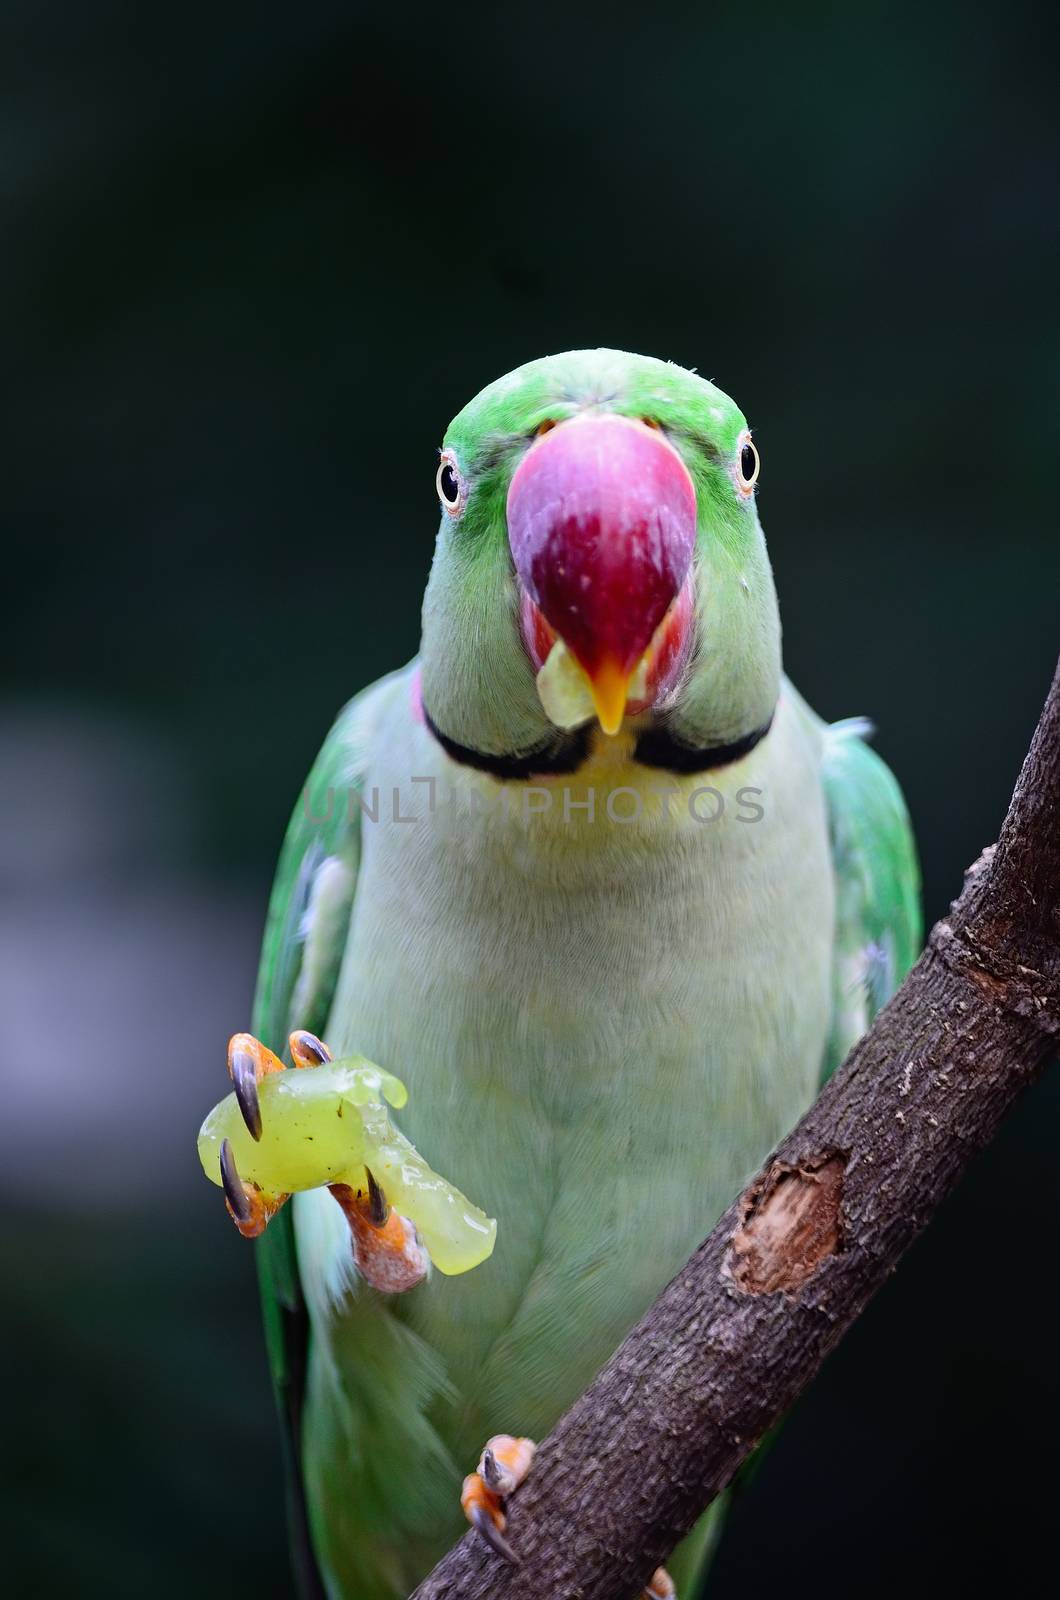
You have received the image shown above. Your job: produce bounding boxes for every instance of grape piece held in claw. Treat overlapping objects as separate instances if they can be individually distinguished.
[197,1043,496,1277]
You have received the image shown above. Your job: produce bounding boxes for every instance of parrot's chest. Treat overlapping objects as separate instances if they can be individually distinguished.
[328,691,834,1438]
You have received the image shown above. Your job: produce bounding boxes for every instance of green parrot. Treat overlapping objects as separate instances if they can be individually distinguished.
[231,349,919,1598]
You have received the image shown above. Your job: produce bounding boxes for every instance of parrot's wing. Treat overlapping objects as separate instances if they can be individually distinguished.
[820,718,922,1083]
[251,680,388,1598]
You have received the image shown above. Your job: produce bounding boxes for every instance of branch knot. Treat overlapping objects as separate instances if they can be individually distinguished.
[727,1150,846,1295]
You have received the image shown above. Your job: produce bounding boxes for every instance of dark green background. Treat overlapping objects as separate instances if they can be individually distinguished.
[4,3,1057,1595]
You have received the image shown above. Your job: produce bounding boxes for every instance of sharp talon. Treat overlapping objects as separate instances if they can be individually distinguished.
[644,1569,676,1599]
[462,1439,535,1565]
[469,1503,520,1566]
[230,1047,262,1141]
[289,1029,332,1068]
[220,1139,252,1224]
[480,1447,503,1493]
[365,1166,389,1227]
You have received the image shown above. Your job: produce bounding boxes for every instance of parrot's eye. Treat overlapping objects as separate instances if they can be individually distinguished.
[436,454,464,513]
[735,431,760,497]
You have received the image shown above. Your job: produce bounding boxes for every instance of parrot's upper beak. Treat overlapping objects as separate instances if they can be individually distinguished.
[507,414,697,735]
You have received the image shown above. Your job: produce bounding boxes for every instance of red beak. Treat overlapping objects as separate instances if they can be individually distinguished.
[507,415,697,734]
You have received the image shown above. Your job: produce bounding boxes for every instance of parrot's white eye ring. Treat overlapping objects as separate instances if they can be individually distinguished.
[735,430,760,498]
[436,451,465,515]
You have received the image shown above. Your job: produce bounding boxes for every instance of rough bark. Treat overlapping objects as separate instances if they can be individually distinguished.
[413,657,1060,1600]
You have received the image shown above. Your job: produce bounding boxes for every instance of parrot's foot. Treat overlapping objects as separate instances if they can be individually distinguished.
[461,1435,536,1565]
[216,1030,430,1291]
[199,1030,496,1275]
[460,1434,674,1594]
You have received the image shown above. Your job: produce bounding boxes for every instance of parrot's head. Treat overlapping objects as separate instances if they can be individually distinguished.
[420,349,780,774]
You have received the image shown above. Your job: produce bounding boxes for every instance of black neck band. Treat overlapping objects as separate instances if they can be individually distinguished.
[423,709,592,781]
[633,712,774,773]
[424,704,774,781]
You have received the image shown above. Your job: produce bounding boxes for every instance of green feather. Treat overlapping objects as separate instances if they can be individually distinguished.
[250,685,383,1599]
[819,715,922,1080]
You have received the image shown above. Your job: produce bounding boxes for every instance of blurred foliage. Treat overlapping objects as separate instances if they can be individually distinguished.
[3,2,1058,1595]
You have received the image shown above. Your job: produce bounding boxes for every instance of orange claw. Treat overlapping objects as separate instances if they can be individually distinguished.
[462,1435,536,1565]
[643,1569,676,1599]
[217,1030,338,1240]
[228,1031,285,1080]
[227,1032,286,1142]
[219,1136,287,1238]
[328,1171,429,1294]
[461,1471,519,1565]
[288,1030,332,1068]
[220,1030,298,1230]
[479,1435,536,1496]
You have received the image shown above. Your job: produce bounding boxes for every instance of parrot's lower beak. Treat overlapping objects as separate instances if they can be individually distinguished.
[507,414,697,735]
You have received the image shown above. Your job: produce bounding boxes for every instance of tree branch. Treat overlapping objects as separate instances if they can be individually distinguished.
[414,656,1060,1600]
